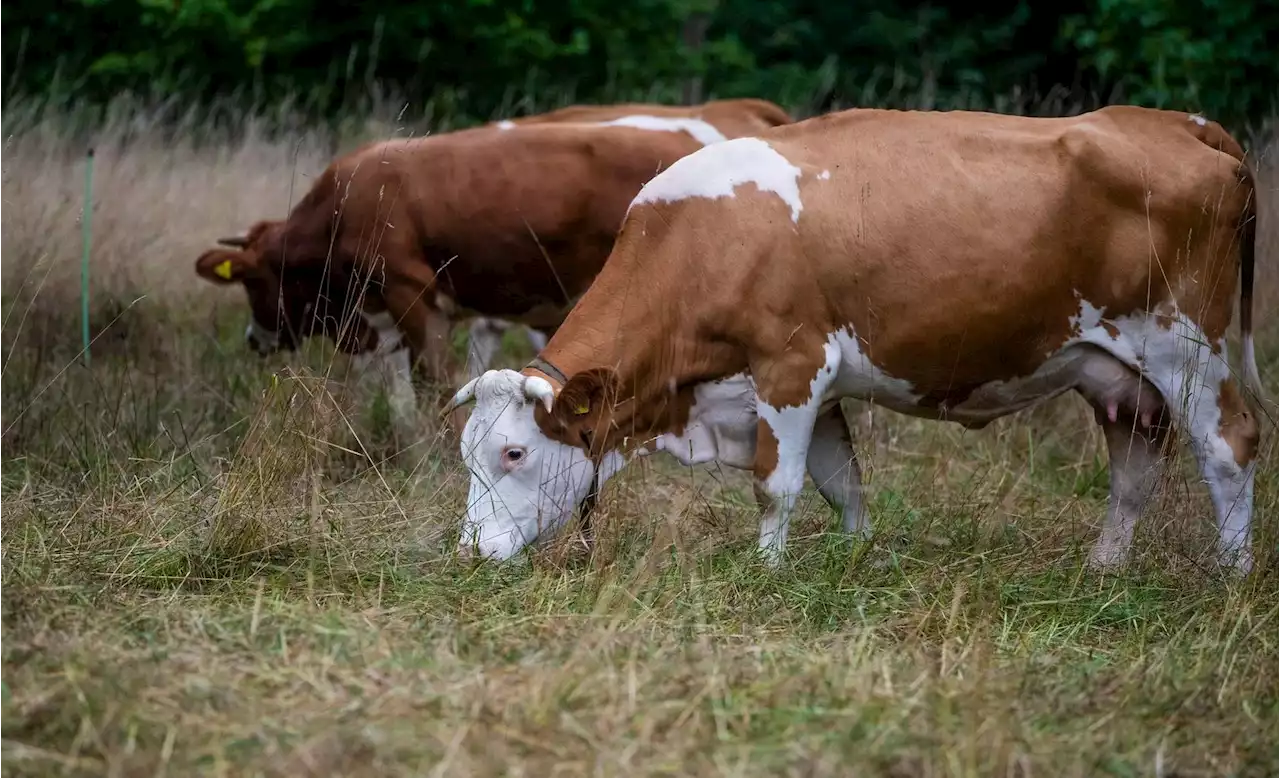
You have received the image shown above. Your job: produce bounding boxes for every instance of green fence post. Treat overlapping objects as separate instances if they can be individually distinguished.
[81,147,94,368]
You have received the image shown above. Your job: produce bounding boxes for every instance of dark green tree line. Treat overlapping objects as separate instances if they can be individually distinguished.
[4,0,1275,127]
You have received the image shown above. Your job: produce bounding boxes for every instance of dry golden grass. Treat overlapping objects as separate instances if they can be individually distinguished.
[1,96,1277,777]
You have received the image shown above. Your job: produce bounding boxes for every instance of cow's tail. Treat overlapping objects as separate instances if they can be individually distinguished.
[1188,113,1264,401]
[1238,187,1263,401]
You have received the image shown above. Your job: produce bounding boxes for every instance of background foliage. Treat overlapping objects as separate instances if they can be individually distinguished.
[5,0,1276,127]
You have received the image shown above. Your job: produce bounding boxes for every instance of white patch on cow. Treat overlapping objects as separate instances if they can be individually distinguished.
[245,319,280,353]
[1068,292,1106,338]
[652,374,758,470]
[818,169,831,180]
[629,137,805,223]
[496,120,516,130]
[596,115,728,146]
[1189,114,1208,126]
[754,342,842,564]
[827,327,922,410]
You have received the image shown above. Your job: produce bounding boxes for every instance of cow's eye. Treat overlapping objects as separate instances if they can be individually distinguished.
[501,446,527,471]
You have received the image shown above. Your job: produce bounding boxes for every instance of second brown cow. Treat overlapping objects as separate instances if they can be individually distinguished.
[193,98,793,438]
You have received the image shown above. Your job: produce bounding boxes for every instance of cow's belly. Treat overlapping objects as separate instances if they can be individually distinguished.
[436,292,575,331]
[824,326,1118,427]
[933,349,1085,424]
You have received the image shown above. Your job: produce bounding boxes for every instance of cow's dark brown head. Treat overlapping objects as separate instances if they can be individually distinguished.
[194,220,374,355]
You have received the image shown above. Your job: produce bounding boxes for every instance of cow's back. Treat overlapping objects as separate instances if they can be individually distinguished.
[612,105,1250,392]
[336,124,709,325]
[509,98,793,140]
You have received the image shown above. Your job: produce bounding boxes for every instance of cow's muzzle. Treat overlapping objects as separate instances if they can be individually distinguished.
[244,321,283,355]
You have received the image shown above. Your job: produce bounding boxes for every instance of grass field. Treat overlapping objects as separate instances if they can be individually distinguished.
[2,96,1278,777]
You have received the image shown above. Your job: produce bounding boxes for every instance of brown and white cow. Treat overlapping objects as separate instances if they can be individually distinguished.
[193,98,793,435]
[446,105,1264,573]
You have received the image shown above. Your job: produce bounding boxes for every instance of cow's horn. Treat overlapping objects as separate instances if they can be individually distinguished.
[442,377,480,416]
[217,235,250,248]
[523,375,555,412]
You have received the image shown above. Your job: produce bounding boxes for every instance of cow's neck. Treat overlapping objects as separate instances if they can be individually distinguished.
[532,245,740,456]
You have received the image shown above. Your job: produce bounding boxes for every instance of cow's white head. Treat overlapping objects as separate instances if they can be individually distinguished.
[446,368,600,560]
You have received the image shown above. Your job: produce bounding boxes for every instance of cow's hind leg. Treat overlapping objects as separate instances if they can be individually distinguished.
[1075,351,1170,568]
[753,341,842,566]
[806,404,869,539]
[1133,325,1260,573]
[1086,405,1169,569]
[1196,379,1258,573]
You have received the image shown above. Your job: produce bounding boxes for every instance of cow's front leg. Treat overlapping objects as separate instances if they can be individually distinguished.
[382,283,463,435]
[752,341,842,567]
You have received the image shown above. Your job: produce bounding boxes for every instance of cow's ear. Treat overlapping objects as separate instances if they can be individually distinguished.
[556,368,618,418]
[536,368,622,450]
[195,248,253,285]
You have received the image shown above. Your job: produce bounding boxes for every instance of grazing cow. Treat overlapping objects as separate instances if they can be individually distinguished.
[193,98,793,436]
[446,105,1263,574]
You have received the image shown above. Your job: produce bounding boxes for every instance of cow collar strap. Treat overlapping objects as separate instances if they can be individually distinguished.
[524,356,569,387]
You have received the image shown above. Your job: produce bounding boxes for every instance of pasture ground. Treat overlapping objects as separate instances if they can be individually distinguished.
[2,98,1278,777]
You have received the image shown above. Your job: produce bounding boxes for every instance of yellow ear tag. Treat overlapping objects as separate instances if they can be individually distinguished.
[573,403,590,415]
[213,259,234,280]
